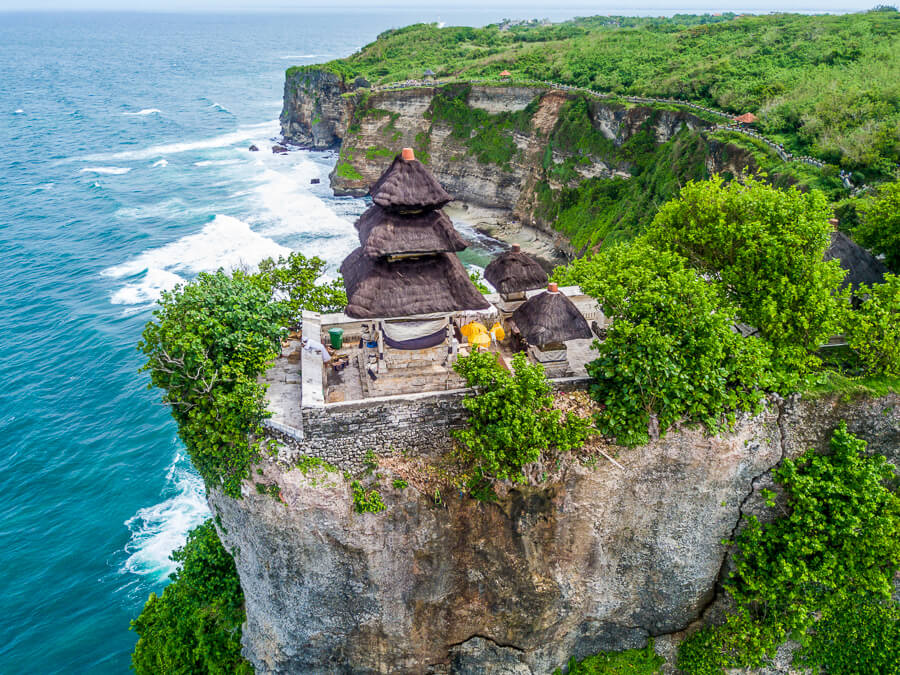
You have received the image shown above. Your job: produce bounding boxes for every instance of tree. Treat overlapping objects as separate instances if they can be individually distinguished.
[647,175,847,380]
[256,252,347,323]
[452,350,591,482]
[556,241,771,446]
[131,520,253,675]
[845,274,900,376]
[139,271,284,497]
[854,179,900,273]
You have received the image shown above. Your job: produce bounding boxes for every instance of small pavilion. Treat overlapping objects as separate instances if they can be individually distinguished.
[734,112,758,125]
[483,243,548,306]
[499,69,512,80]
[423,68,436,81]
[510,282,592,376]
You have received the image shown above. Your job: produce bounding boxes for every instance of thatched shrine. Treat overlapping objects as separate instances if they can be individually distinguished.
[340,148,491,363]
[825,230,887,292]
[483,243,548,301]
[510,283,591,376]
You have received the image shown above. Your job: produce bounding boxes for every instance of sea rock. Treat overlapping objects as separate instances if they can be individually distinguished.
[310,178,320,184]
[210,393,900,674]
[272,144,288,154]
[249,144,259,152]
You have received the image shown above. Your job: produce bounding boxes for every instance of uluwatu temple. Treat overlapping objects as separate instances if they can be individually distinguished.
[264,147,603,422]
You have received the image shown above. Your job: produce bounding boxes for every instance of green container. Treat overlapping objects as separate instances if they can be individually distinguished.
[328,327,344,349]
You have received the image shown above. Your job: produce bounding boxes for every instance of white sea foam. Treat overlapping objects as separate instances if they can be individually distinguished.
[80,166,131,175]
[151,158,168,167]
[103,214,290,304]
[279,54,320,59]
[81,120,278,162]
[123,108,161,116]
[122,451,209,579]
[14,109,24,114]
[194,158,242,167]
[210,102,232,113]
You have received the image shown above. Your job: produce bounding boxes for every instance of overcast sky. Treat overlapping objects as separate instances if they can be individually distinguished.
[0,0,879,13]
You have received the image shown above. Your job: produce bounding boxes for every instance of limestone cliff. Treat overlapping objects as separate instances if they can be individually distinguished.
[279,70,756,252]
[210,393,900,674]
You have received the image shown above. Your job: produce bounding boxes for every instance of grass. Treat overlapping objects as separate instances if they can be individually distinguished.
[553,641,664,674]
[802,372,900,400]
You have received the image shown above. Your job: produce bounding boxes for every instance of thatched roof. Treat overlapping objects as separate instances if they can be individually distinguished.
[423,69,435,76]
[734,112,758,124]
[483,245,548,294]
[340,248,491,318]
[825,231,888,291]
[511,287,591,346]
[370,152,452,212]
[356,205,468,258]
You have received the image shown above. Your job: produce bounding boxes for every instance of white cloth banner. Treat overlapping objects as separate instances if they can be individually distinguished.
[381,318,448,342]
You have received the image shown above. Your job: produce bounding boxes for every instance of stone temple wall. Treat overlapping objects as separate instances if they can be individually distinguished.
[264,377,591,472]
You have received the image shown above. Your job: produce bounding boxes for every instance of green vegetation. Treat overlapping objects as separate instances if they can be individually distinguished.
[452,351,591,482]
[854,179,900,272]
[677,424,900,674]
[292,11,900,180]
[537,105,712,249]
[647,175,846,379]
[351,480,386,513]
[556,241,770,446]
[845,274,900,377]
[255,482,283,502]
[335,161,364,180]
[468,269,491,294]
[296,454,340,475]
[140,253,343,498]
[426,84,538,169]
[392,478,409,489]
[131,520,252,674]
[554,641,664,674]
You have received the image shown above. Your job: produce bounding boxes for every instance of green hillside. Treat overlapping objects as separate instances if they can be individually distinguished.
[290,9,900,181]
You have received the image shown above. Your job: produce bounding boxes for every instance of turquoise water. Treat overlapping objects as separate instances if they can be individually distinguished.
[0,9,529,671]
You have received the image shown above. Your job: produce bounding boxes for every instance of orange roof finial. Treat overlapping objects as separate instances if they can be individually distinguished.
[547,282,558,293]
[401,147,415,161]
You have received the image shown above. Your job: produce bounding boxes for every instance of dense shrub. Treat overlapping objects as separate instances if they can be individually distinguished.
[131,520,252,674]
[556,241,771,445]
[647,175,846,380]
[453,351,591,481]
[677,423,900,673]
[554,640,664,674]
[140,254,342,497]
[845,274,900,377]
[854,179,900,272]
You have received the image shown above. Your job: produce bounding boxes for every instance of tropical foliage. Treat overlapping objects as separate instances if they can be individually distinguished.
[452,350,591,482]
[139,253,340,497]
[647,175,846,379]
[854,179,900,272]
[554,640,664,674]
[677,424,900,674]
[556,241,771,445]
[845,274,900,377]
[131,520,252,675]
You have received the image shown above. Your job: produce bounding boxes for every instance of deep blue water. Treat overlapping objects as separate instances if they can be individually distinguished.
[0,10,521,672]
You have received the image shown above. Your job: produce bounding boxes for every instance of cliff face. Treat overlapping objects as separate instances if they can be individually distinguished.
[279,71,754,248]
[211,393,900,674]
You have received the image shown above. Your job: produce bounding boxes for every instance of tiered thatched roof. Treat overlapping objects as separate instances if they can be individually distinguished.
[825,231,888,291]
[370,152,452,212]
[356,205,468,258]
[483,244,548,295]
[341,249,490,318]
[511,285,591,346]
[341,148,488,319]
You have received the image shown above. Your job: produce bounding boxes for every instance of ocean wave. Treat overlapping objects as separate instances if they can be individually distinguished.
[279,54,320,59]
[194,158,242,167]
[103,214,291,304]
[151,158,168,167]
[123,108,161,116]
[80,166,131,175]
[14,109,24,114]
[121,450,209,580]
[210,102,232,114]
[80,120,278,162]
